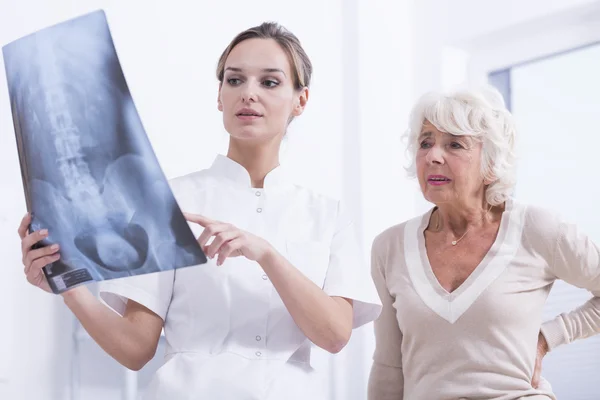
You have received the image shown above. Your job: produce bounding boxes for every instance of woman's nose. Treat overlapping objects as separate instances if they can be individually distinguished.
[425,145,444,165]
[241,81,258,103]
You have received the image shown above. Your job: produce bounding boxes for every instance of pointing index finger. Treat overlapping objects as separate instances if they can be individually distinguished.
[183,212,214,227]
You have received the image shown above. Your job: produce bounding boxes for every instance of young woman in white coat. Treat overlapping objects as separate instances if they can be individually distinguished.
[18,22,381,400]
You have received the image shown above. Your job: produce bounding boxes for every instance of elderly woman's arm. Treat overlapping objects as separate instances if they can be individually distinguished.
[540,218,600,351]
[368,239,404,400]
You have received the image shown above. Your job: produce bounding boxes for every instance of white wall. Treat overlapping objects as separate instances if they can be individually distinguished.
[411,0,600,99]
[446,0,598,44]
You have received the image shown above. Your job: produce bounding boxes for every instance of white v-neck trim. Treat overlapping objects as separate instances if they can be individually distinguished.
[404,199,526,324]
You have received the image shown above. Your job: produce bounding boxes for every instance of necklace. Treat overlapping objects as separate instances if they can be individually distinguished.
[436,204,493,246]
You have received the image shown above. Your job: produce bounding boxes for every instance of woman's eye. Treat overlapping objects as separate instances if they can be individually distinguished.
[420,141,432,149]
[227,78,242,85]
[263,79,279,88]
[450,142,463,149]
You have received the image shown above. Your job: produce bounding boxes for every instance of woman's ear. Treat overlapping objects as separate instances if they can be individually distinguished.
[217,82,223,112]
[484,176,497,186]
[291,87,309,117]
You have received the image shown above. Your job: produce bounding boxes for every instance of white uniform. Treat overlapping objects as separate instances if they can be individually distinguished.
[98,154,382,400]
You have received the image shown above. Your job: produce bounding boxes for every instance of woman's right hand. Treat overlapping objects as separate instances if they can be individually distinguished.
[18,213,60,293]
[17,213,162,370]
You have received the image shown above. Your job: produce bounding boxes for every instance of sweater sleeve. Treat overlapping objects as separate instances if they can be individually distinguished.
[540,218,600,351]
[367,236,404,400]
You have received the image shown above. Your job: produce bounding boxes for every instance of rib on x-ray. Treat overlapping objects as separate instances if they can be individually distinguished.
[2,10,207,294]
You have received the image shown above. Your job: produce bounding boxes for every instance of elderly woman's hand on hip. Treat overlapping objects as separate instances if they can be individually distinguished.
[532,331,549,389]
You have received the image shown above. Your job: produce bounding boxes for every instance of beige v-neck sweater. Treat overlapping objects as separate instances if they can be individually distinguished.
[368,199,600,400]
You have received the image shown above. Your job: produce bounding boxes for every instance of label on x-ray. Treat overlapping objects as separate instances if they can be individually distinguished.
[52,275,67,291]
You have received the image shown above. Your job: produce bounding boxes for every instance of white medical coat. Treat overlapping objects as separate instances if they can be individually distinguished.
[99,154,382,399]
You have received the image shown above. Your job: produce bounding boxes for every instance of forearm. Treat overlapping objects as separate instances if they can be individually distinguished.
[259,249,353,353]
[541,295,600,350]
[546,216,600,350]
[62,286,159,370]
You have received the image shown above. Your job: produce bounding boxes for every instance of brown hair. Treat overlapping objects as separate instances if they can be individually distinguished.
[216,22,312,90]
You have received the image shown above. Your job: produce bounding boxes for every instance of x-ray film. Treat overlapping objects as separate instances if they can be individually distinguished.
[3,10,207,293]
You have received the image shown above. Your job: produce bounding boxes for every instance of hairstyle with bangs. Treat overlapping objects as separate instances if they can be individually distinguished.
[404,85,517,206]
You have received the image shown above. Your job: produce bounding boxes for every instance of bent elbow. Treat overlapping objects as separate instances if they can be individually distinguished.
[327,341,348,354]
[123,355,151,371]
[325,329,352,354]
[123,360,145,372]
[121,346,157,371]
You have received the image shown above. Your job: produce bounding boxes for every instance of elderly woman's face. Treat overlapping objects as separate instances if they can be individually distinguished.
[416,120,485,205]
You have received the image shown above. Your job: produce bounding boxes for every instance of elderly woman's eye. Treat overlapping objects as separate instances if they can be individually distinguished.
[450,142,463,149]
[420,141,431,149]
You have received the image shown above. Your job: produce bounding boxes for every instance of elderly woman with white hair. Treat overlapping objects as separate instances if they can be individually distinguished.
[367,86,600,400]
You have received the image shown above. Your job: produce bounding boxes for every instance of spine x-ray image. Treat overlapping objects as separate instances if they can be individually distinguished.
[3,10,207,294]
